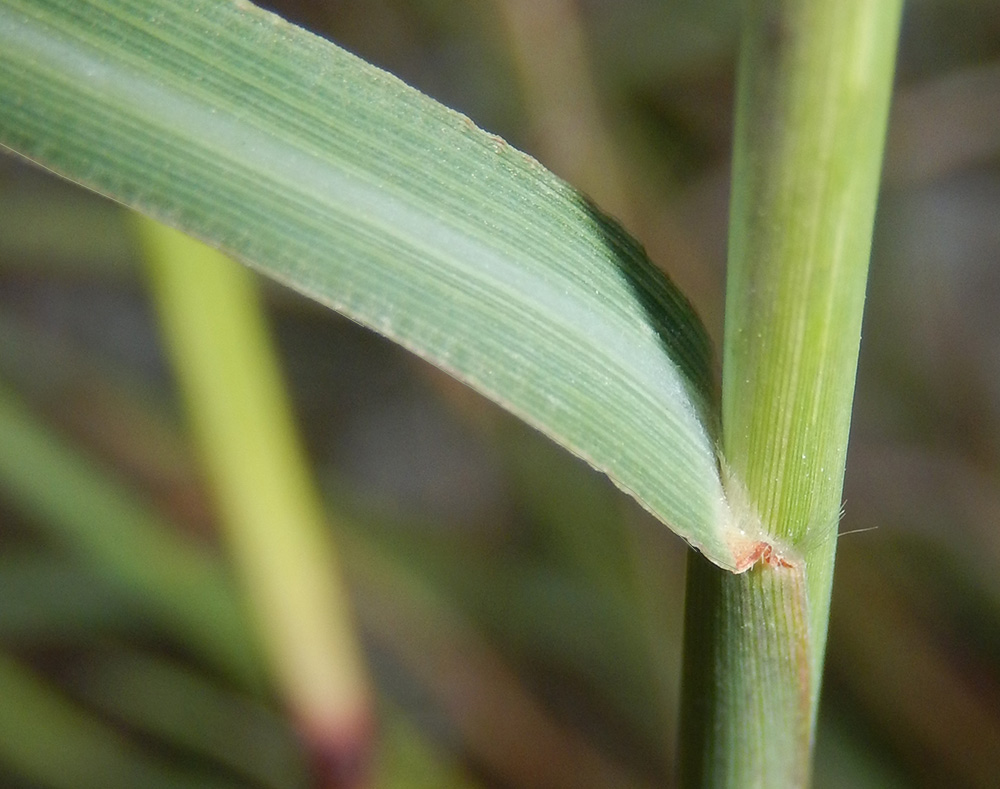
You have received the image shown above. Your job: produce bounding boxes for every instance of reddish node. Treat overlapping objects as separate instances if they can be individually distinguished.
[734,540,796,572]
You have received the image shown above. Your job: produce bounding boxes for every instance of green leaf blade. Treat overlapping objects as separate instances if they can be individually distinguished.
[0,0,746,570]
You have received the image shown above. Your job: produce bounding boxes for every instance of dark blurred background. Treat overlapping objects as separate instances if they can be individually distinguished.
[2,0,1000,786]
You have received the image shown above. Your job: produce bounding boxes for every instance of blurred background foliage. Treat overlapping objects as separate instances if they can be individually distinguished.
[2,0,1000,786]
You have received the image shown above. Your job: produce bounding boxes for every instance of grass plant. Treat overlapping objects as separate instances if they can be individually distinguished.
[0,0,904,784]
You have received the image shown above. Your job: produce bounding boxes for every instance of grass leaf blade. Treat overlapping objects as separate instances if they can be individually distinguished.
[0,0,742,568]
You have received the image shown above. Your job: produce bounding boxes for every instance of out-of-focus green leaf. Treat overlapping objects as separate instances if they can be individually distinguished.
[0,0,755,570]
[67,649,310,789]
[373,701,481,789]
[0,384,262,687]
[0,552,150,642]
[0,652,245,789]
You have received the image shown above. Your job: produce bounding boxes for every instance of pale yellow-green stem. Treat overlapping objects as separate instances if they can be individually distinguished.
[137,219,372,785]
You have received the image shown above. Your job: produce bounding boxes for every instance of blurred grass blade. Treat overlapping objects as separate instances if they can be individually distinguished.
[0,383,262,687]
[0,0,752,570]
[341,529,657,789]
[68,649,310,789]
[373,703,482,789]
[0,552,152,643]
[0,652,243,789]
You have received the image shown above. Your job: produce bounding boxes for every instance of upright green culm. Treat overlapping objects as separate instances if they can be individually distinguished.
[680,0,903,785]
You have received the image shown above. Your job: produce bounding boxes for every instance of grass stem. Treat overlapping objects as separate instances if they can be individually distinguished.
[679,1,902,783]
[137,219,373,787]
